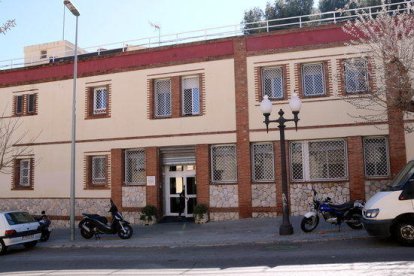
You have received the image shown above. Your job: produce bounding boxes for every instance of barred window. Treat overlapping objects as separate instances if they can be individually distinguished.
[182,76,200,116]
[15,95,24,115]
[290,140,348,181]
[302,63,325,96]
[92,156,107,185]
[19,159,31,187]
[262,67,284,100]
[364,137,390,177]
[252,143,274,182]
[125,150,146,184]
[211,145,237,183]
[27,94,36,114]
[155,79,171,117]
[93,87,107,114]
[344,58,368,93]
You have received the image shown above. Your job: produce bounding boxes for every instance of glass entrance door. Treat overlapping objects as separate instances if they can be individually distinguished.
[164,165,196,217]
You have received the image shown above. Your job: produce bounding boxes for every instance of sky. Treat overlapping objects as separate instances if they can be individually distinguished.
[0,0,271,62]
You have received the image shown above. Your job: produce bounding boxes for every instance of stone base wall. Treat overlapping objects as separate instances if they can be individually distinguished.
[252,184,276,207]
[122,186,146,207]
[290,182,350,216]
[210,185,238,208]
[210,212,239,221]
[365,180,389,200]
[252,212,278,218]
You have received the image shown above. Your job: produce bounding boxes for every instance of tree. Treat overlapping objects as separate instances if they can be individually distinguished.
[319,0,350,13]
[341,1,414,133]
[242,7,266,34]
[0,19,15,35]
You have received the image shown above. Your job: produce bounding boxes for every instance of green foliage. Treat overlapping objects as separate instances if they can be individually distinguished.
[140,205,157,220]
[242,7,266,34]
[193,204,208,216]
[318,0,349,13]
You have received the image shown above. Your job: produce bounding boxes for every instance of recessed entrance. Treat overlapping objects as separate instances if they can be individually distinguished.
[164,165,197,217]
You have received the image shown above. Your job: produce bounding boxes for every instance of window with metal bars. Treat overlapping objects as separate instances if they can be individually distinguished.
[252,143,274,182]
[364,137,390,177]
[262,67,284,100]
[93,87,107,115]
[182,76,200,115]
[92,156,107,185]
[15,95,24,115]
[302,63,325,96]
[19,159,31,187]
[125,150,146,185]
[290,139,348,181]
[211,145,237,183]
[344,58,369,93]
[27,94,36,114]
[155,79,172,117]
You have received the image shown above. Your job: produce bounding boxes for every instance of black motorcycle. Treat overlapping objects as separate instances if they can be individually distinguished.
[78,200,133,239]
[301,188,364,232]
[34,211,52,242]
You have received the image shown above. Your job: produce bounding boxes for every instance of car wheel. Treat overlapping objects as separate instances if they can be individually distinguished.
[395,221,414,246]
[0,239,7,255]
[23,241,37,249]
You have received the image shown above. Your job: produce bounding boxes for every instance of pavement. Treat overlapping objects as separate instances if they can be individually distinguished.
[37,216,372,249]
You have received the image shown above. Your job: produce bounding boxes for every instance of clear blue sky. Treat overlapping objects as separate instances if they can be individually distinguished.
[0,0,271,61]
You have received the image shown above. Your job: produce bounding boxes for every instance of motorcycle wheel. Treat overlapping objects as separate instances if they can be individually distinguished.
[346,211,363,230]
[79,222,94,239]
[301,215,319,232]
[118,224,133,239]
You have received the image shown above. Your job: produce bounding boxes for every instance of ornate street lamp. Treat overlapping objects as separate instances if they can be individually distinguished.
[64,0,80,241]
[260,92,302,235]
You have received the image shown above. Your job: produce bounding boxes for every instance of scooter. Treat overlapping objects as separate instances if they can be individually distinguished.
[34,211,52,242]
[78,200,133,239]
[301,188,365,232]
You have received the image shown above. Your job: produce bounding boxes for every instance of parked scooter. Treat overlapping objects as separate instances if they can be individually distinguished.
[301,188,365,232]
[34,211,52,241]
[78,200,133,239]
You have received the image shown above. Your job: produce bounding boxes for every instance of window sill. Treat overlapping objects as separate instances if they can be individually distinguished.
[291,179,349,183]
[85,185,110,190]
[86,114,110,120]
[123,183,146,187]
[12,186,34,191]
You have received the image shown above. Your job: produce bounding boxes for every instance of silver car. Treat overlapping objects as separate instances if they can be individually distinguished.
[0,211,41,255]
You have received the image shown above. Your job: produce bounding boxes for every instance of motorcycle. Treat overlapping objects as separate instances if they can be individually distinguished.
[78,199,133,239]
[34,211,52,242]
[301,188,365,232]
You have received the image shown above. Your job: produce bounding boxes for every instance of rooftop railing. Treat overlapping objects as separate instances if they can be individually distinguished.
[0,1,411,71]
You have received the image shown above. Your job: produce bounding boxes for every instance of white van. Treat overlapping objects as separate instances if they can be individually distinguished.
[362,159,414,245]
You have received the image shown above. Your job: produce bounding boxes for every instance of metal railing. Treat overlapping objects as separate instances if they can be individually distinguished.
[1,1,411,71]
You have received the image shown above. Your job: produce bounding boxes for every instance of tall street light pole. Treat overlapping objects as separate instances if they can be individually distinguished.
[64,0,80,241]
[260,92,302,235]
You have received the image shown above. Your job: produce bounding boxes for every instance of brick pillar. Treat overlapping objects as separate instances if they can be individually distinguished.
[196,144,210,206]
[233,37,252,218]
[111,149,123,208]
[347,136,365,200]
[171,76,181,118]
[274,141,283,214]
[146,147,161,213]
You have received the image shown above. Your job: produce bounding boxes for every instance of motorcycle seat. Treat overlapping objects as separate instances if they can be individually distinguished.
[328,201,354,211]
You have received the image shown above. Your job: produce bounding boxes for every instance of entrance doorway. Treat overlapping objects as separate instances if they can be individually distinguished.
[164,165,197,217]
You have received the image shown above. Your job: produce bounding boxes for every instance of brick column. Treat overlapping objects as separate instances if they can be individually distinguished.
[347,136,365,200]
[146,147,161,213]
[110,149,123,208]
[196,144,210,206]
[233,37,252,218]
[171,76,181,118]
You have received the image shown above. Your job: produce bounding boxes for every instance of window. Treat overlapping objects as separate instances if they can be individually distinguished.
[182,76,200,115]
[211,145,237,183]
[290,139,347,181]
[302,63,326,96]
[262,67,284,100]
[344,58,369,93]
[91,156,107,185]
[93,87,107,114]
[40,50,47,59]
[155,79,172,117]
[125,150,146,185]
[13,158,34,190]
[14,94,37,116]
[15,95,24,115]
[252,143,274,182]
[364,137,390,177]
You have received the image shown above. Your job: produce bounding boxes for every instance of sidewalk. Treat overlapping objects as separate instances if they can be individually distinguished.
[38,216,370,249]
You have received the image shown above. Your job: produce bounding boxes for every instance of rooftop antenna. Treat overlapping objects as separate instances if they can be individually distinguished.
[62,2,66,40]
[149,21,161,46]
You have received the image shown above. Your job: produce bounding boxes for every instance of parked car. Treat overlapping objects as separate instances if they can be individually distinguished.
[362,159,414,245]
[0,211,41,254]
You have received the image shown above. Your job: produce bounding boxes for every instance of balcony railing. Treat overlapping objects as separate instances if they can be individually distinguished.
[0,1,411,71]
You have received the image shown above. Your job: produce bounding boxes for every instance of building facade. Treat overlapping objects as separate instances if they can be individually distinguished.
[0,24,413,226]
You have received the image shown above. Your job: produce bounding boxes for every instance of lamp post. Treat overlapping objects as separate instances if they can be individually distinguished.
[260,92,302,235]
[64,0,80,242]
